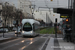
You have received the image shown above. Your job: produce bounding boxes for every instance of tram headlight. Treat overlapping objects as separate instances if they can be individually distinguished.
[22,31,24,33]
[31,31,32,33]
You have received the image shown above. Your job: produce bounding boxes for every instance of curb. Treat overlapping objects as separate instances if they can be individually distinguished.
[40,37,50,50]
[0,37,17,43]
[0,31,14,34]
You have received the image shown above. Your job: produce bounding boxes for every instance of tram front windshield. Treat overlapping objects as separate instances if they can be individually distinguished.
[23,23,32,31]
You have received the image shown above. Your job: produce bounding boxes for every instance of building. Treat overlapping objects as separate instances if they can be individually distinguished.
[34,9,62,24]
[56,0,75,43]
[56,0,74,15]
[0,3,2,27]
[18,0,32,18]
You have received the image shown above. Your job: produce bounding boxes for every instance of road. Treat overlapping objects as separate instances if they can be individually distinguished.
[0,37,47,50]
[0,32,63,50]
[0,31,63,38]
[0,34,49,50]
[0,32,21,38]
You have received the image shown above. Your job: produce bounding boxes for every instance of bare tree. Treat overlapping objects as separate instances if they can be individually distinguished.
[2,2,15,27]
[2,2,24,27]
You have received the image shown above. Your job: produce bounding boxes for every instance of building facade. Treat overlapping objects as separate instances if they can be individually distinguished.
[34,9,62,24]
[0,3,3,27]
[18,0,32,18]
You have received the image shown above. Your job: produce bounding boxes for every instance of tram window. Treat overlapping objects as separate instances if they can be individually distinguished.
[23,23,32,31]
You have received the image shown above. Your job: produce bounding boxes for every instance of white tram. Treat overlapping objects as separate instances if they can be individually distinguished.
[21,19,40,36]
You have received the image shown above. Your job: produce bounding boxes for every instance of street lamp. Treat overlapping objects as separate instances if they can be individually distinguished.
[29,5,35,19]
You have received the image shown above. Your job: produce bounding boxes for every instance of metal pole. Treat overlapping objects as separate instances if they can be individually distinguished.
[55,18,57,38]
[32,5,35,18]
[46,13,47,26]
[16,20,18,37]
[3,23,4,37]
[71,0,75,42]
[71,0,72,9]
[68,0,70,8]
[32,13,33,18]
[17,25,18,37]
[57,0,59,7]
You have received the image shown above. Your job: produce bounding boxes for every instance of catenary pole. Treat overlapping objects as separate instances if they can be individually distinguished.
[72,0,75,42]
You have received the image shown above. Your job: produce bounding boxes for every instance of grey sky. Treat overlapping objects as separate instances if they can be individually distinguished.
[0,0,68,9]
[32,0,68,8]
[1,0,18,8]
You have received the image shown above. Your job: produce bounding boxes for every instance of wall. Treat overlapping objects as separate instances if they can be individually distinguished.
[34,9,62,23]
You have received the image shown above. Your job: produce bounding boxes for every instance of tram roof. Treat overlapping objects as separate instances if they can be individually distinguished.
[22,19,40,25]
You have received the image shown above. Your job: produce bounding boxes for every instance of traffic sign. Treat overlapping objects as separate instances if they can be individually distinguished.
[60,16,69,18]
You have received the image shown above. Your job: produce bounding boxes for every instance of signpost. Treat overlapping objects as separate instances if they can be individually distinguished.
[54,18,57,38]
[3,23,4,37]
[16,20,18,37]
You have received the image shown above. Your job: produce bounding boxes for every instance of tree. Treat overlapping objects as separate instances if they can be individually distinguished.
[2,2,14,27]
[2,2,24,27]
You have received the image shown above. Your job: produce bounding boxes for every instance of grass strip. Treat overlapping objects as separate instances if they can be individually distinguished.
[39,27,55,34]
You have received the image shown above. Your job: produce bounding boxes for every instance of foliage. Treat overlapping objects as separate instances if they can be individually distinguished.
[39,27,55,34]
[2,2,24,27]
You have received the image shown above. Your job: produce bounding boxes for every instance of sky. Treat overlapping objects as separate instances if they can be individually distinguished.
[0,0,70,23]
[34,0,68,8]
[0,0,69,9]
[0,0,18,8]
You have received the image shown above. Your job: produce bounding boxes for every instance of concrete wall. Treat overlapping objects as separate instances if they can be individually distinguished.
[34,9,62,23]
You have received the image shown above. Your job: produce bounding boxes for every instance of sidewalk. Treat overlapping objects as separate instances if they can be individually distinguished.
[0,31,16,43]
[0,37,10,41]
[0,37,16,43]
[46,37,75,50]
[0,31,14,34]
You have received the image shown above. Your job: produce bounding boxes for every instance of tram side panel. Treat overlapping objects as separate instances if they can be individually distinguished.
[33,23,40,35]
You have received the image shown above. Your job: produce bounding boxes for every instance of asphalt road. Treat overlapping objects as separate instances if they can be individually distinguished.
[0,31,63,38]
[0,32,63,50]
[0,35,48,50]
[0,32,21,38]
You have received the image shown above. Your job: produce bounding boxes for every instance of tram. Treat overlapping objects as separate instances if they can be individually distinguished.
[21,19,40,36]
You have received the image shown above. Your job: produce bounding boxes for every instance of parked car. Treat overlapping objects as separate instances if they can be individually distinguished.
[15,28,21,34]
[0,28,8,33]
[12,27,17,31]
